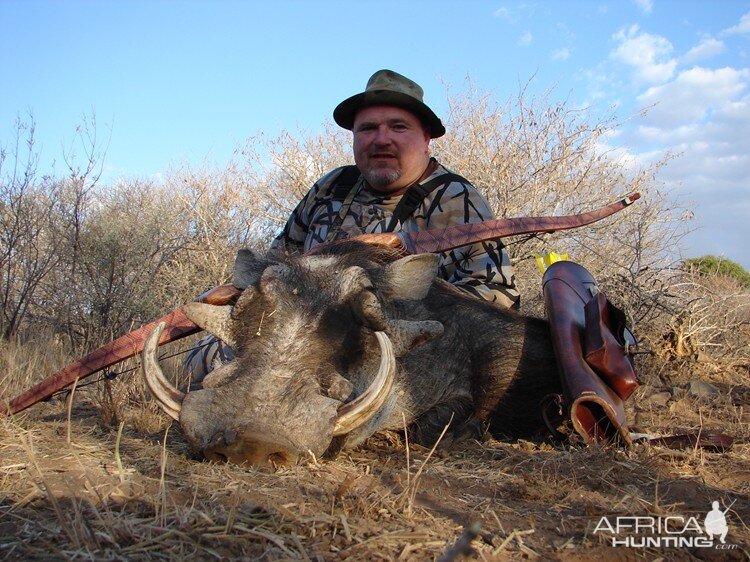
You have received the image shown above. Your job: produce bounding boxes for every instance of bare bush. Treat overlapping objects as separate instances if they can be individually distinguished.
[153,163,277,306]
[72,181,190,342]
[237,123,351,226]
[0,119,68,339]
[0,115,116,345]
[662,272,750,364]
[432,84,689,326]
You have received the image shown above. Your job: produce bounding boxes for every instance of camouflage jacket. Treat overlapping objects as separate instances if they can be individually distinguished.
[271,160,520,307]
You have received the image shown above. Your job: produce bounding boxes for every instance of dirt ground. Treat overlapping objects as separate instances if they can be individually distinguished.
[1,355,748,562]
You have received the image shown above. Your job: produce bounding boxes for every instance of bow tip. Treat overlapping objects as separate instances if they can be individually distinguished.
[624,192,641,205]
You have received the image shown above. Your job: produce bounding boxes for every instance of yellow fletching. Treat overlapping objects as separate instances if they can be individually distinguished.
[535,255,546,274]
[535,251,570,273]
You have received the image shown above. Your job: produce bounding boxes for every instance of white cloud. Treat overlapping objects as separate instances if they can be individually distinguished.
[681,38,724,64]
[624,69,750,265]
[722,11,750,36]
[584,14,750,266]
[661,141,750,263]
[611,25,676,84]
[518,31,533,46]
[552,48,570,61]
[555,21,575,42]
[492,6,525,24]
[637,66,750,128]
[594,139,643,171]
[575,65,624,107]
[632,0,653,15]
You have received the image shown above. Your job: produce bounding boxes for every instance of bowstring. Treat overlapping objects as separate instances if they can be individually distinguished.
[47,338,212,401]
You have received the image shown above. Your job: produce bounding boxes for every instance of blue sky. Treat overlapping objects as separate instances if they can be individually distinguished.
[2,0,750,268]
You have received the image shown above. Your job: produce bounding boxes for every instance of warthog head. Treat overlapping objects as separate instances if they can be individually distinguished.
[142,243,445,466]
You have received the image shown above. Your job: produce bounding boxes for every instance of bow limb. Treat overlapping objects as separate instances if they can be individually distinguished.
[400,193,641,255]
[0,284,241,417]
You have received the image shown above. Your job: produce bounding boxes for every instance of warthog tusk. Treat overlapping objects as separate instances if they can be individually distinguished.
[142,322,185,421]
[332,331,396,436]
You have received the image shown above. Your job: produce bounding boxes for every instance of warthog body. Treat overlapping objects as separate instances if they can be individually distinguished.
[144,242,561,466]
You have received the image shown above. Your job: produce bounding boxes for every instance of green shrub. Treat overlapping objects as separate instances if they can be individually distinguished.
[683,255,750,289]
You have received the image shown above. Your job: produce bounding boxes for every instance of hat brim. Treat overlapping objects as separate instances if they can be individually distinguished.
[333,90,445,138]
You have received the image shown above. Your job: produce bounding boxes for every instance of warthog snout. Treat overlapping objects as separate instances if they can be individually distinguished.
[204,429,299,467]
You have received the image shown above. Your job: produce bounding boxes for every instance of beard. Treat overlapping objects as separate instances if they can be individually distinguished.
[362,166,402,188]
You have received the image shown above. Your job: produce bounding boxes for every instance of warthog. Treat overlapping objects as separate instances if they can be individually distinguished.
[143,241,561,466]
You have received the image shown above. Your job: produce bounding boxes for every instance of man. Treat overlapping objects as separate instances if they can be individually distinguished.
[271,69,519,306]
[185,70,518,383]
[704,501,729,544]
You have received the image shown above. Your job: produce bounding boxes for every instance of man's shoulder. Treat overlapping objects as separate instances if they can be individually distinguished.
[425,162,494,217]
[427,162,483,197]
[310,165,359,197]
[431,162,476,188]
[316,165,352,187]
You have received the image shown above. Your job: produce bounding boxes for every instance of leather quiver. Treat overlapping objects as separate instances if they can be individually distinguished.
[542,261,633,447]
[583,292,640,400]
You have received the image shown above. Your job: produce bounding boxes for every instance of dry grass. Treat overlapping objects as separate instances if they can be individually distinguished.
[0,333,73,401]
[1,332,748,561]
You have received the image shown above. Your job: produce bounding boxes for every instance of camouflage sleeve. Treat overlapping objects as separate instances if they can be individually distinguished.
[426,182,520,308]
[269,168,341,255]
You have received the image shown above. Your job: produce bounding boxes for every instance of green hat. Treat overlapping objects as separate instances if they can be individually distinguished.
[333,69,445,138]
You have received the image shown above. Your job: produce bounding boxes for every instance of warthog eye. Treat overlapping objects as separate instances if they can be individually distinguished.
[318,303,358,340]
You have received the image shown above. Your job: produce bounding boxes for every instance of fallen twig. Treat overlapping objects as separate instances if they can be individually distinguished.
[436,521,482,562]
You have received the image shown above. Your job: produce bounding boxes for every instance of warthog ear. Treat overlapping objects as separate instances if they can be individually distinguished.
[382,254,439,301]
[387,319,444,357]
[234,248,268,289]
[183,303,236,348]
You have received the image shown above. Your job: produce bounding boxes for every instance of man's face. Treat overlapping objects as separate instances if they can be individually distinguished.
[352,105,431,195]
